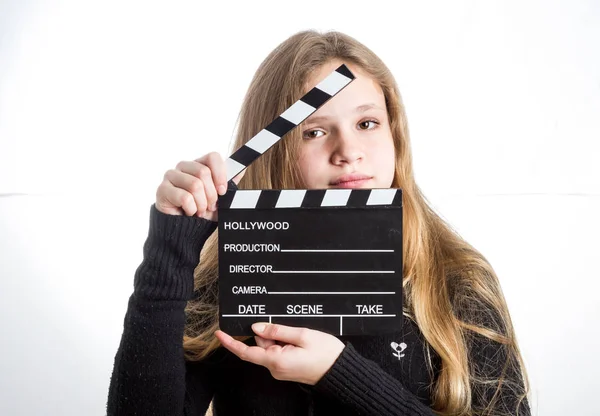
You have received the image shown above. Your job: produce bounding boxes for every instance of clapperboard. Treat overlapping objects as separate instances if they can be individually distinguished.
[218,64,403,336]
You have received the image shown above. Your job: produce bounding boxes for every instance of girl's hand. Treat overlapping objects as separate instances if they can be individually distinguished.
[215,323,345,385]
[155,152,245,221]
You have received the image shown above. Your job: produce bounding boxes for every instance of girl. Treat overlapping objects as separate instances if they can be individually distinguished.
[107,30,530,415]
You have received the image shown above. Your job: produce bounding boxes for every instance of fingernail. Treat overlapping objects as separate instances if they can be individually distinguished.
[252,323,266,333]
[218,185,226,195]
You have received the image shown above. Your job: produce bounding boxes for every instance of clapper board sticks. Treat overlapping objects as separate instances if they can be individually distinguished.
[217,64,403,336]
[225,64,356,182]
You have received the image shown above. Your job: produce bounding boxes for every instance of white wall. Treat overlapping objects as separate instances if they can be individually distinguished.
[1,1,598,415]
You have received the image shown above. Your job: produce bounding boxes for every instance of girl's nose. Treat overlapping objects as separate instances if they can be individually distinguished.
[330,130,365,165]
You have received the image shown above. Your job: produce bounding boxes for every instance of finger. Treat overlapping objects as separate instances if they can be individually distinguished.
[157,180,198,217]
[231,168,246,186]
[215,330,272,367]
[252,323,311,347]
[194,163,218,212]
[196,152,228,195]
[165,169,207,217]
[180,159,219,211]
[254,335,276,349]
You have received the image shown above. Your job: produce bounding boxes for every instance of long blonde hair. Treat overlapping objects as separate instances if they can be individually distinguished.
[183,30,530,415]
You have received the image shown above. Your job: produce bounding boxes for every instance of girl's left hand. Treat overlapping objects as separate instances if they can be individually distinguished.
[215,323,345,385]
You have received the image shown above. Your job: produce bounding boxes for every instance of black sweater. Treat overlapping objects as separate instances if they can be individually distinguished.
[107,203,530,416]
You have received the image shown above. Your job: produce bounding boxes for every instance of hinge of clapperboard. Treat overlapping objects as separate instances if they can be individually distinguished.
[223,64,356,190]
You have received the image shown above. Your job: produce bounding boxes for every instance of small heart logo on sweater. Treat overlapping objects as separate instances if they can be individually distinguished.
[391,342,407,359]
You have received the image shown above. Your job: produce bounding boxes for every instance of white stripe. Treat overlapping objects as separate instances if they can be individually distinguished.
[280,101,316,125]
[268,292,396,294]
[230,190,262,208]
[321,189,351,206]
[367,189,397,205]
[226,158,247,181]
[281,249,394,252]
[272,270,395,273]
[245,129,281,153]
[222,314,397,317]
[275,189,306,208]
[315,71,352,95]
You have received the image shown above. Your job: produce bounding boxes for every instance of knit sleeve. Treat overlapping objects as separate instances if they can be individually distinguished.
[106,204,218,416]
[312,342,437,415]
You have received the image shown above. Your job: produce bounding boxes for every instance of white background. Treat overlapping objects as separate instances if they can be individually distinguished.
[1,1,598,415]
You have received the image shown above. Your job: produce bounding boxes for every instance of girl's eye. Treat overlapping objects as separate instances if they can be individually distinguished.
[358,120,379,130]
[303,129,325,139]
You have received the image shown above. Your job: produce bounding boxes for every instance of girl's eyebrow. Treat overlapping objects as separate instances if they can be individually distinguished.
[304,103,385,124]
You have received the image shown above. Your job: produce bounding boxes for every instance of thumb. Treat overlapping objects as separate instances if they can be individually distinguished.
[226,169,245,191]
[231,168,246,185]
[252,323,311,347]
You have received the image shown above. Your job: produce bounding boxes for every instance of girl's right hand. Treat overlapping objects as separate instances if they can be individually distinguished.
[155,152,245,221]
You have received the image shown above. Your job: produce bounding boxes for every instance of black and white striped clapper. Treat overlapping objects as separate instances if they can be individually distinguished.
[218,64,403,336]
[225,64,355,181]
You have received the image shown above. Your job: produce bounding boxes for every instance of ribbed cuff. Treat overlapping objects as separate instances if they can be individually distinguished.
[133,204,218,300]
[313,343,434,415]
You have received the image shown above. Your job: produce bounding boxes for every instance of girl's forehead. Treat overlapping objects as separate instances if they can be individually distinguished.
[304,71,386,122]
[307,59,361,81]
[305,60,382,98]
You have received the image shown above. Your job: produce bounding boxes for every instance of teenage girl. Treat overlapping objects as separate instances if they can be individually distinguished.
[107,30,530,416]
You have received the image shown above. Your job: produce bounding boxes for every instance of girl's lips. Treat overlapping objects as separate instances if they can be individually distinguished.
[330,173,373,186]
[330,178,372,188]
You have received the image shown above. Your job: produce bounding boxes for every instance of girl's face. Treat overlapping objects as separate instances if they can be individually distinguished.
[297,60,396,189]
